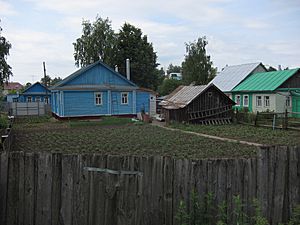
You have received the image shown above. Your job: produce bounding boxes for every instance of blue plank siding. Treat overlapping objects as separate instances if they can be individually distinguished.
[18,82,51,103]
[51,61,155,118]
[111,91,133,115]
[63,91,109,116]
[65,65,132,87]
[136,91,150,113]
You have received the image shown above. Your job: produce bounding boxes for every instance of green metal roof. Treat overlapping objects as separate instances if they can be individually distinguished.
[232,68,300,92]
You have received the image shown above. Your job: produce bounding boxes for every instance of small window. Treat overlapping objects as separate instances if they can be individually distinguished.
[207,92,212,97]
[264,96,270,107]
[256,96,262,107]
[236,95,241,106]
[27,96,32,102]
[44,97,49,104]
[121,92,128,105]
[13,98,18,102]
[95,92,102,105]
[286,96,291,107]
[243,95,249,107]
[36,96,41,102]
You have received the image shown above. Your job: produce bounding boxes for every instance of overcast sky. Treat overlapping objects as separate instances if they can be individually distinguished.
[1,0,300,84]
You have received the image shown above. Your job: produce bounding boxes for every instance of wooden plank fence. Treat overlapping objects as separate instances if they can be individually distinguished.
[8,102,51,116]
[0,147,299,225]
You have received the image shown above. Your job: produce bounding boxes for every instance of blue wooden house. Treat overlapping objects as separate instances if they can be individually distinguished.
[18,82,51,104]
[50,61,156,118]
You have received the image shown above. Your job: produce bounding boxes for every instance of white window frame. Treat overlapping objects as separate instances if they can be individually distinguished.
[121,92,129,105]
[95,92,103,105]
[27,96,32,102]
[44,96,49,104]
[243,95,249,107]
[235,95,241,106]
[36,96,41,102]
[264,96,270,107]
[256,96,262,107]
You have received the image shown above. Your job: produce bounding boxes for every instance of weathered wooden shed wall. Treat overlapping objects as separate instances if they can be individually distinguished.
[0,146,299,225]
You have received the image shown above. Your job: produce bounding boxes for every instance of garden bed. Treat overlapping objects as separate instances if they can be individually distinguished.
[12,117,257,159]
[170,123,300,146]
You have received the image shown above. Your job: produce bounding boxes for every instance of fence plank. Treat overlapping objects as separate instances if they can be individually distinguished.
[0,152,9,225]
[60,154,74,225]
[51,153,62,225]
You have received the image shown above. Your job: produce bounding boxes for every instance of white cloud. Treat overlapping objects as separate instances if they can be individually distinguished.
[0,1,18,16]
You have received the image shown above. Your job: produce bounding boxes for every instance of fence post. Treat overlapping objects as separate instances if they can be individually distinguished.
[283,109,288,130]
[254,111,259,126]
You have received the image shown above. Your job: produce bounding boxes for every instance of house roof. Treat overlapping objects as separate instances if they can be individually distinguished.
[160,84,211,109]
[210,62,264,92]
[51,60,137,89]
[232,68,300,92]
[22,82,49,94]
[3,82,23,90]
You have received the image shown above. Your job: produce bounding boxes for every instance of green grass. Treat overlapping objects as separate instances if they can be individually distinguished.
[170,123,300,146]
[13,120,258,159]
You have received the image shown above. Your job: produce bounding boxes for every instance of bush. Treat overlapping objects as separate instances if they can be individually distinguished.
[0,115,8,129]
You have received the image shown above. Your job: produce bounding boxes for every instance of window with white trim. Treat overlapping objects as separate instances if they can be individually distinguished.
[286,96,291,107]
[243,95,249,107]
[27,96,32,102]
[235,95,241,106]
[121,92,128,105]
[264,96,270,107]
[36,96,41,102]
[256,96,262,107]
[95,92,102,105]
[44,97,49,104]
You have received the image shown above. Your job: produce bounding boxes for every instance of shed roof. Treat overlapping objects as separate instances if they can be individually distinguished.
[160,85,209,109]
[210,62,263,92]
[232,68,300,92]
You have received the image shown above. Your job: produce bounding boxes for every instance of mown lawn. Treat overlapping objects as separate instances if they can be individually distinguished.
[13,117,258,159]
[170,123,300,146]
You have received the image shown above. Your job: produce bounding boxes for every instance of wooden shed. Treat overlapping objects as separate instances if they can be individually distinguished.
[160,84,235,124]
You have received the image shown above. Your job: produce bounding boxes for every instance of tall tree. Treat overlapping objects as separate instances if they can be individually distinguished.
[40,75,51,87]
[115,23,159,89]
[0,22,13,85]
[51,77,62,86]
[167,64,181,74]
[73,16,116,67]
[181,37,216,85]
[158,79,182,96]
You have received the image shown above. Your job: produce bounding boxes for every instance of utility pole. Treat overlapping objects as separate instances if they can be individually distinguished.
[43,62,47,87]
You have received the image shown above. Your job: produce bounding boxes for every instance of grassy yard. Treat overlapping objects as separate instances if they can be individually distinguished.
[170,123,300,146]
[12,117,258,159]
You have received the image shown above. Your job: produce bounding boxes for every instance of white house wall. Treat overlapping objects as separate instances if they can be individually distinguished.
[275,92,292,113]
[252,93,276,112]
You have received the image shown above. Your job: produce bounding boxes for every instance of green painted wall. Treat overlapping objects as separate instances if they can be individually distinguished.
[292,96,300,118]
[232,93,253,112]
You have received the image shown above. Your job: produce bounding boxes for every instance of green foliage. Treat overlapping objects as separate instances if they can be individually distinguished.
[289,204,300,225]
[40,75,62,87]
[0,21,13,85]
[40,75,51,87]
[181,37,216,85]
[0,115,8,129]
[115,23,159,89]
[252,199,269,225]
[73,16,116,67]
[167,63,181,74]
[233,195,248,225]
[217,201,228,225]
[51,77,62,86]
[175,200,189,225]
[158,79,182,96]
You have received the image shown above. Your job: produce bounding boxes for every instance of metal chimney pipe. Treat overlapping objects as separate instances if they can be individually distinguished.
[126,59,130,80]
[115,65,118,72]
